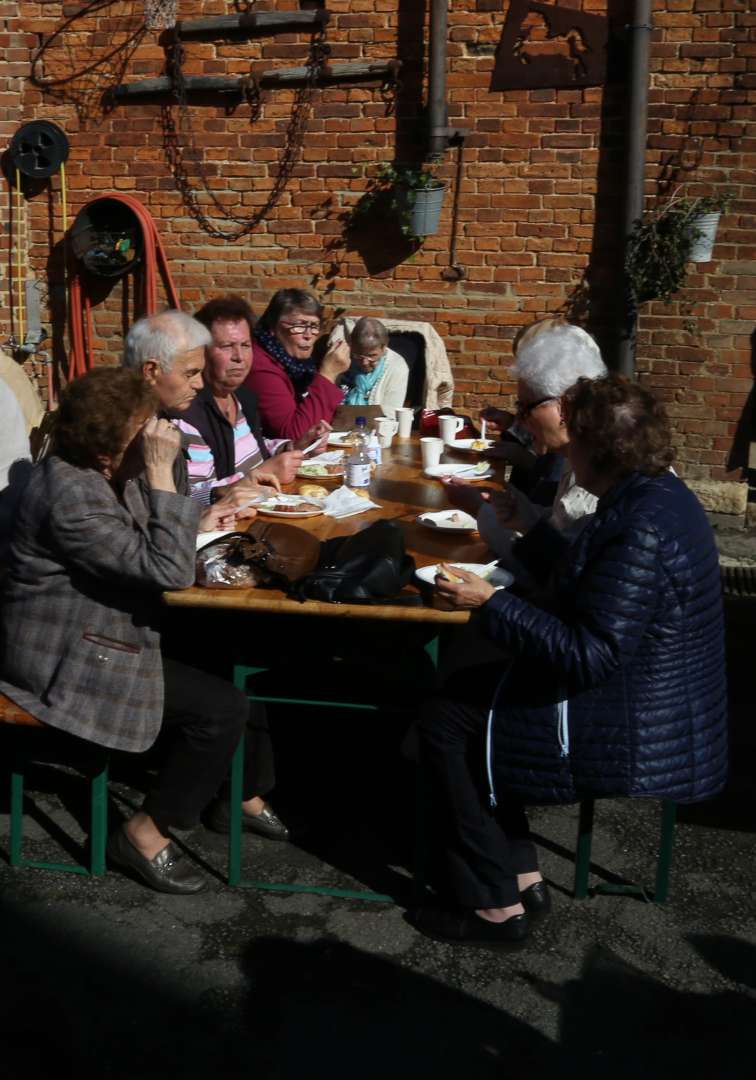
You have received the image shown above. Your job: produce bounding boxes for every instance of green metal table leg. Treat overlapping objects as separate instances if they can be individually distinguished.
[89,764,109,876]
[654,800,677,903]
[574,798,594,899]
[424,635,439,668]
[228,636,444,901]
[10,759,25,868]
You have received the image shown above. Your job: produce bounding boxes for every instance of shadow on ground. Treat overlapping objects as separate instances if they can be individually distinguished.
[2,894,755,1080]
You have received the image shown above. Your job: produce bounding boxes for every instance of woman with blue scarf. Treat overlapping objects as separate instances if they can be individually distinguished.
[244,289,351,441]
[342,317,409,415]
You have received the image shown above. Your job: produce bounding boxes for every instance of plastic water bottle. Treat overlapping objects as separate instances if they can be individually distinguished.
[346,416,371,490]
[366,430,382,466]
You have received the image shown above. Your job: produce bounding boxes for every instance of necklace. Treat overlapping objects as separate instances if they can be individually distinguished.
[215,393,237,425]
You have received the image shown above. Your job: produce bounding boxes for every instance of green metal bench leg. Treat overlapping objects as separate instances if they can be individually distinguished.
[654,800,677,904]
[574,798,677,902]
[227,734,245,888]
[88,764,109,876]
[573,798,594,899]
[9,762,25,867]
[9,753,109,876]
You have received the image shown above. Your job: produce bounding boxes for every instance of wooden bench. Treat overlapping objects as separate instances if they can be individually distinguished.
[1,692,109,876]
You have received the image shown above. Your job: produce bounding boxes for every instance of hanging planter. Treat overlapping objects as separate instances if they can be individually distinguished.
[686,212,721,262]
[347,163,447,242]
[625,191,732,305]
[398,179,447,238]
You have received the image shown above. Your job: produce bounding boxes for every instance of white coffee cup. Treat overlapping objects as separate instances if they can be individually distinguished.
[420,436,445,470]
[396,407,414,438]
[373,416,399,448]
[438,415,465,445]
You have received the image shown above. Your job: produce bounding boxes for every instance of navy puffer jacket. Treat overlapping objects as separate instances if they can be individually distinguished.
[482,471,727,805]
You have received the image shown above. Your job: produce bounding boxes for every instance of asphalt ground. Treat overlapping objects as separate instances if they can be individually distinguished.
[2,599,755,1080]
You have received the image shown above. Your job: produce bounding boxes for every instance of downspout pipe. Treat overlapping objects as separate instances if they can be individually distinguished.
[428,0,449,159]
[616,0,653,377]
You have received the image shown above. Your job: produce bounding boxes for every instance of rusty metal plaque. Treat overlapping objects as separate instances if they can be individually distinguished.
[490,0,608,90]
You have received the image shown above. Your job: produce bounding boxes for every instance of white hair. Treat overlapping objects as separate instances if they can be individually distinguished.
[122,310,211,373]
[513,324,606,399]
[351,316,389,351]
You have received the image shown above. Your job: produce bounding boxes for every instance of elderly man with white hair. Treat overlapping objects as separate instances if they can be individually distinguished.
[121,310,291,852]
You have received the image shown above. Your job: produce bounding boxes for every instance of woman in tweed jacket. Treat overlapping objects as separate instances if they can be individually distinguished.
[1,368,248,894]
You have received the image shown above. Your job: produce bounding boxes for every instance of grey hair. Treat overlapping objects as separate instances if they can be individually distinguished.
[513,324,606,399]
[122,310,211,373]
[351,316,389,352]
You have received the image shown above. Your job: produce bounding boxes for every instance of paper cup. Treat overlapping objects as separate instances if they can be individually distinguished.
[438,415,465,444]
[420,436,445,469]
[396,407,414,438]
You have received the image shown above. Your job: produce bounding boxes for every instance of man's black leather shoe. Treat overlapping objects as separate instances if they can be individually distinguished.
[520,879,551,919]
[107,828,206,894]
[205,800,290,842]
[410,906,530,948]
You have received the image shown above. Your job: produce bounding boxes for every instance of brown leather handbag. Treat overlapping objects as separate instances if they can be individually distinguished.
[196,523,321,588]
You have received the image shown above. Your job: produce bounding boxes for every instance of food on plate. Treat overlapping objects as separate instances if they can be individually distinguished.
[436,563,465,584]
[263,500,322,514]
[298,483,329,499]
[471,439,490,451]
[299,462,343,477]
[447,512,464,523]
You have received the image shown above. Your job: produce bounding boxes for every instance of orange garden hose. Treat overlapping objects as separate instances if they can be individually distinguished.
[67,193,180,380]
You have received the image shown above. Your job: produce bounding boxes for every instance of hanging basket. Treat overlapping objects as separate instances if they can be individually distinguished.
[400,182,446,238]
[687,212,721,263]
[144,0,177,30]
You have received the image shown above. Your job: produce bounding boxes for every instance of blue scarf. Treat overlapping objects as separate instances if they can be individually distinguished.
[343,354,386,406]
[255,328,316,394]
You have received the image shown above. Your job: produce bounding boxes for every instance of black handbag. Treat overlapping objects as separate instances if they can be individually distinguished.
[289,520,416,604]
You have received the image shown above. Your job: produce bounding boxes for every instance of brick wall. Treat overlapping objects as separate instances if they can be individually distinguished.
[4,0,755,480]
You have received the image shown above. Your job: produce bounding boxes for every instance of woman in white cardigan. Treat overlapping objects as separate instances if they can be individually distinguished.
[343,317,409,415]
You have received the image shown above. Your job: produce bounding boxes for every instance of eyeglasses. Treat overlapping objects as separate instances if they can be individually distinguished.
[279,322,321,336]
[515,396,557,420]
[352,351,385,366]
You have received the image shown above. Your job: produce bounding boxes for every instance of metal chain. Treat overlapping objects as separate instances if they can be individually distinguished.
[162,25,329,241]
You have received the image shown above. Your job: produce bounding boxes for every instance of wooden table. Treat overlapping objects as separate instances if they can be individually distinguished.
[164,434,503,624]
[164,435,504,901]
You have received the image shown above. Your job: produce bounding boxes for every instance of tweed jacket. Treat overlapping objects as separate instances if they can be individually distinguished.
[0,456,200,752]
[481,471,727,806]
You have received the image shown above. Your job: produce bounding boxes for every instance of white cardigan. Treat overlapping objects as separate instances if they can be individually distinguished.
[362,348,409,414]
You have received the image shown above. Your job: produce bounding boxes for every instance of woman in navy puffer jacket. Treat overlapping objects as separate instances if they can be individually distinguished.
[414,375,727,948]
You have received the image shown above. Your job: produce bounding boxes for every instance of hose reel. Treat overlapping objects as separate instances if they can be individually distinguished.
[8,121,69,180]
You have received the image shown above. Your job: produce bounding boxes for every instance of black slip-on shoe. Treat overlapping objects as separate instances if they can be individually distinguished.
[409,906,530,948]
[520,880,551,920]
[205,800,290,842]
[106,828,206,894]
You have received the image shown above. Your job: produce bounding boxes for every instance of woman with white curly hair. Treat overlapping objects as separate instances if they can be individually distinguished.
[446,319,607,557]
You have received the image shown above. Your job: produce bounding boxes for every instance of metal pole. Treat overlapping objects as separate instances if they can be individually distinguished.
[428,0,449,159]
[616,0,653,377]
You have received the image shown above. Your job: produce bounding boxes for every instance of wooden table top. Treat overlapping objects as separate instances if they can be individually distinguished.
[164,435,505,624]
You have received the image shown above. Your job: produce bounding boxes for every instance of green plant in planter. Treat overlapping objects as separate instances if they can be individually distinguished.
[347,163,446,241]
[625,191,732,304]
